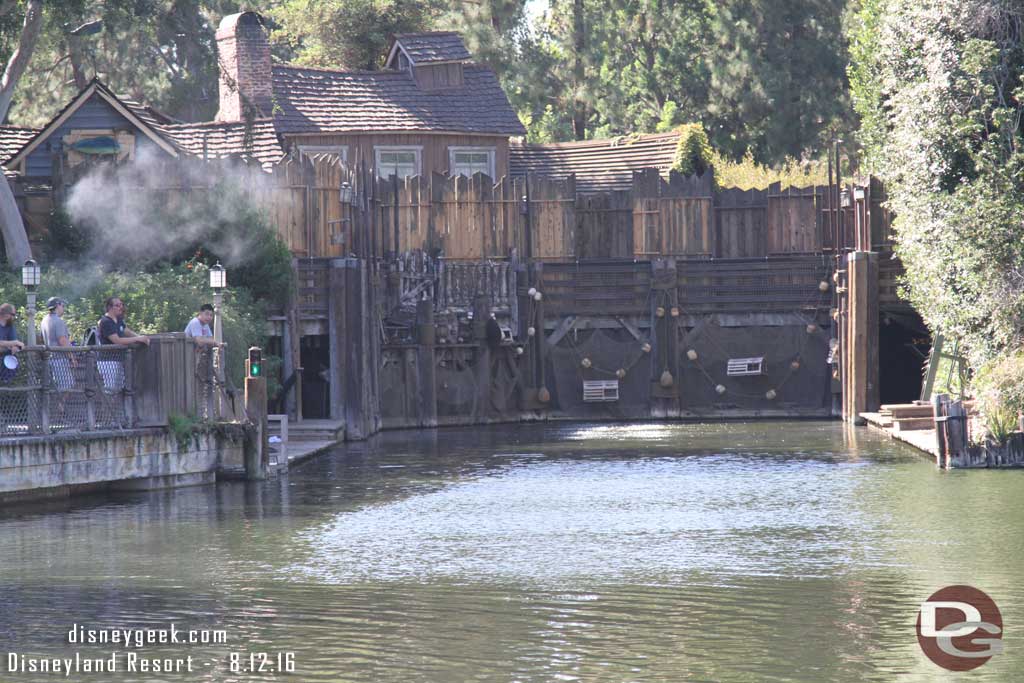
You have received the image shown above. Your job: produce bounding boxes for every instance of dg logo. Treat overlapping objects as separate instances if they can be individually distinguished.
[916,585,1003,671]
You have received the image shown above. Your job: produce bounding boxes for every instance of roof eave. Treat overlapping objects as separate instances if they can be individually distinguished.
[6,80,179,168]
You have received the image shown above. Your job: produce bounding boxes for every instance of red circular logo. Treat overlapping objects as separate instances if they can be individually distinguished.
[916,585,1003,671]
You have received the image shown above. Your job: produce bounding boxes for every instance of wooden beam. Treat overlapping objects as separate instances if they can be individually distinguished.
[546,315,577,346]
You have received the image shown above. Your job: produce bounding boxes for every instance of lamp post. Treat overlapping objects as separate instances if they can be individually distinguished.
[209,261,226,344]
[22,259,40,345]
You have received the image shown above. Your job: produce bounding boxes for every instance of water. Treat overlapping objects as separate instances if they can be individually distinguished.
[1,421,1023,681]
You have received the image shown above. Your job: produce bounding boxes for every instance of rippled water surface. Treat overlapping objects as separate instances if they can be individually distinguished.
[3,421,1024,681]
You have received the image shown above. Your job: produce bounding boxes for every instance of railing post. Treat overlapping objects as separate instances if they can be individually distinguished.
[84,350,97,431]
[123,348,135,427]
[38,349,50,434]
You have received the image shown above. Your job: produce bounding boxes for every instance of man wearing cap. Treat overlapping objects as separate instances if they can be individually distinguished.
[41,297,70,347]
[41,297,74,394]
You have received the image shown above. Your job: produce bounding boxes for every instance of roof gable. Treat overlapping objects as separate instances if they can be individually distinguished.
[6,79,179,168]
[386,32,471,67]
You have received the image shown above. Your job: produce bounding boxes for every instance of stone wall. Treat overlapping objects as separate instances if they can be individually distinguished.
[0,428,246,505]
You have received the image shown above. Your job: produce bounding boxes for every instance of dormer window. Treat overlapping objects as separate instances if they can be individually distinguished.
[385,32,471,89]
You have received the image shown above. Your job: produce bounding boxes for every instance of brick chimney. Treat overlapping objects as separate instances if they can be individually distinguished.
[215,12,272,122]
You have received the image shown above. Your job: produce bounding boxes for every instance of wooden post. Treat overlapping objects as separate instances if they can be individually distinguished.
[285,257,303,421]
[523,172,533,260]
[341,257,379,439]
[328,260,346,421]
[845,251,879,423]
[416,298,437,427]
[244,374,268,480]
[932,393,949,468]
[946,399,967,468]
[666,258,680,415]
[392,171,400,258]
[473,294,491,420]
[920,333,944,402]
[534,261,546,391]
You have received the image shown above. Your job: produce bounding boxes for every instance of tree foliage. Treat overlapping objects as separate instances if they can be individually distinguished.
[271,0,441,70]
[0,262,267,386]
[850,0,1024,372]
[670,123,713,176]
[704,0,852,162]
[6,0,246,126]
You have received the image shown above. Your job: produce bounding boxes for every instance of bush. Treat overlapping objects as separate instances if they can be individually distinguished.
[710,150,830,190]
[671,123,714,177]
[973,350,1024,443]
[0,263,270,388]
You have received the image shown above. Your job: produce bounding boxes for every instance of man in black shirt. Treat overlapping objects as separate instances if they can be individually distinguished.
[98,297,150,347]
[96,297,149,392]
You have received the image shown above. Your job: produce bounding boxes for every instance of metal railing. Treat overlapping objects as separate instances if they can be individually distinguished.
[0,346,135,436]
[0,335,240,437]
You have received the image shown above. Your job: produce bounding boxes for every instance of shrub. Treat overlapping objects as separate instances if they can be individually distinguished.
[973,350,1024,443]
[671,123,714,177]
[710,150,830,190]
[0,263,269,388]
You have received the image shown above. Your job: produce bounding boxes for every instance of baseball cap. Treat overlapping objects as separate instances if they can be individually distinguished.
[46,297,67,310]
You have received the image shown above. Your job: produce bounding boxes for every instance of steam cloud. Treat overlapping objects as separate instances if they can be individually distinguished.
[65,146,276,268]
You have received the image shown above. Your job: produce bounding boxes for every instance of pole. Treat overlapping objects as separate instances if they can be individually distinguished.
[392,171,400,259]
[244,373,268,480]
[523,171,533,261]
[26,289,36,345]
[213,290,223,344]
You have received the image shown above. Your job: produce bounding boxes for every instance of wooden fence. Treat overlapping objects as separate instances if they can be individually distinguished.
[73,153,890,264]
[260,155,889,261]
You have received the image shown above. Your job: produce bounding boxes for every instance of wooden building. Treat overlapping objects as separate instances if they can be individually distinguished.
[0,11,524,250]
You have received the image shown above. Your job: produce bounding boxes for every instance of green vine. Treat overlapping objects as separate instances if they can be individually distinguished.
[167,413,248,452]
[168,413,200,452]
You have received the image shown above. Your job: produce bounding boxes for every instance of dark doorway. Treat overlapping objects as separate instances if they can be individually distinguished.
[300,335,331,419]
[878,311,929,405]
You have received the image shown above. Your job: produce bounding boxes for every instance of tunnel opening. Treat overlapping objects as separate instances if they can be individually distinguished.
[300,335,331,419]
[878,311,929,405]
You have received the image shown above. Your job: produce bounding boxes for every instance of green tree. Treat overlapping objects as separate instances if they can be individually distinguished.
[271,0,441,70]
[587,0,711,136]
[850,0,1024,371]
[704,0,851,163]
[7,1,253,127]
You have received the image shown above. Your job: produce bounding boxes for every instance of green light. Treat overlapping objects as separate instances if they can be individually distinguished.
[248,347,263,378]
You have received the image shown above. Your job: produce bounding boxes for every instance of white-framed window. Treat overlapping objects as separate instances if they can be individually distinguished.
[297,145,347,162]
[449,146,496,178]
[375,146,421,179]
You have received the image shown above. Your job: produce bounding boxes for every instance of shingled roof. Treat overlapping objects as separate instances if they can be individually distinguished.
[509,132,681,193]
[159,119,284,170]
[270,64,525,136]
[0,126,39,165]
[392,32,472,64]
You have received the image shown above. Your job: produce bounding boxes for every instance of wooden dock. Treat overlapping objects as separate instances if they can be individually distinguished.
[861,401,977,463]
[861,409,939,459]
[268,418,345,473]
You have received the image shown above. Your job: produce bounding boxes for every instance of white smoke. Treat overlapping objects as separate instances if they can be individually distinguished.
[64,146,276,268]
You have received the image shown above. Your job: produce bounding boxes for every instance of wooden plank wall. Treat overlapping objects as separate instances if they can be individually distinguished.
[99,154,887,262]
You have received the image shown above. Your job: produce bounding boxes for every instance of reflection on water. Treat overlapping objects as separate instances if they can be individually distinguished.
[1,421,1023,681]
